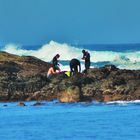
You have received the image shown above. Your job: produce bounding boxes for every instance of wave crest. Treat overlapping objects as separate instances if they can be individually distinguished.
[1,41,140,70]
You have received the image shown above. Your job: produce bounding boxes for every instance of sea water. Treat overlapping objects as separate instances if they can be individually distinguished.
[0,101,140,140]
[1,41,140,71]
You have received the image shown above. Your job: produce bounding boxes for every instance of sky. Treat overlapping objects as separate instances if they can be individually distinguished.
[0,0,140,45]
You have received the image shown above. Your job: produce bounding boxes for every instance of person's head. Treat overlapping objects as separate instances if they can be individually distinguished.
[50,64,56,71]
[56,54,60,58]
[82,49,86,54]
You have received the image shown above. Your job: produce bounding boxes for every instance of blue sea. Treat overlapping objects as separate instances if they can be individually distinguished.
[0,101,140,140]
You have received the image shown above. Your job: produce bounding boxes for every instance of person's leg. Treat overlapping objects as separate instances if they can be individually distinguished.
[47,74,52,78]
[85,61,90,70]
[86,61,90,69]
[70,64,73,72]
[84,62,89,73]
[70,65,74,76]
[73,66,78,75]
[85,62,87,70]
[75,66,78,72]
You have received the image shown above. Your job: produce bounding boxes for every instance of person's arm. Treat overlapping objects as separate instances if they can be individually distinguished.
[82,53,86,60]
[82,55,85,60]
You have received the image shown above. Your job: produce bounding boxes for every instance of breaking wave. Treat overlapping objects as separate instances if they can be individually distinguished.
[1,40,140,70]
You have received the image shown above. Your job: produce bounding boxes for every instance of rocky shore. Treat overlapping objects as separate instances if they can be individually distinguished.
[0,51,140,102]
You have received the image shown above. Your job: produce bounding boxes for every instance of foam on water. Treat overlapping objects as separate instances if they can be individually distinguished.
[106,100,140,105]
[1,40,140,70]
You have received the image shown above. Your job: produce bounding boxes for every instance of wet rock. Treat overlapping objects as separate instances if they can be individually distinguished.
[0,51,51,102]
[103,64,118,71]
[58,86,81,103]
[0,51,140,102]
[17,102,26,106]
[32,102,45,106]
[103,95,112,102]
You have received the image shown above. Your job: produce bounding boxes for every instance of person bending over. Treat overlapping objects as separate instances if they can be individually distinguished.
[70,58,81,75]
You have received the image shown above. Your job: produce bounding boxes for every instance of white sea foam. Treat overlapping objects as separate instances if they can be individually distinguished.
[2,40,140,70]
[2,41,83,61]
[106,100,140,105]
[3,44,35,56]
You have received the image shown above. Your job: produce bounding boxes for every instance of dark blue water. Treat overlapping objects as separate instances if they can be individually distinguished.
[0,101,140,140]
[80,44,140,52]
[21,43,140,52]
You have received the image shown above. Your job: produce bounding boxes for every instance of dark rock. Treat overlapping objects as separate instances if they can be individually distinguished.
[0,51,51,102]
[17,102,26,106]
[0,51,140,102]
[57,86,81,103]
[32,102,45,106]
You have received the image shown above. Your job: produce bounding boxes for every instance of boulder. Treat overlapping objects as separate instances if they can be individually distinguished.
[32,102,45,106]
[58,86,81,103]
[17,102,26,106]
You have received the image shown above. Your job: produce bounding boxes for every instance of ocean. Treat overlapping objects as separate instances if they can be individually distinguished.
[0,101,140,140]
[1,41,140,71]
[0,41,140,140]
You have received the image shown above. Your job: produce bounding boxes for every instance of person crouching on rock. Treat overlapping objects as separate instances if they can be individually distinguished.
[47,64,57,78]
[52,54,61,72]
[70,58,81,75]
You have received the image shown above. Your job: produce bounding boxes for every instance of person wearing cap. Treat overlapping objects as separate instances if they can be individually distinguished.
[52,54,61,72]
[82,49,90,72]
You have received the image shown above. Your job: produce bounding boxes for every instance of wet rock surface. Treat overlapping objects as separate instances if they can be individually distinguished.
[17,102,26,106]
[0,52,140,102]
[32,102,46,106]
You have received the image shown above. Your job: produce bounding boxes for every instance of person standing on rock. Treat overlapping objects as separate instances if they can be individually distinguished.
[70,58,81,75]
[82,49,90,73]
[52,54,61,72]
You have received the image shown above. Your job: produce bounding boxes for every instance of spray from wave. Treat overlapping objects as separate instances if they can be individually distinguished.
[1,40,140,70]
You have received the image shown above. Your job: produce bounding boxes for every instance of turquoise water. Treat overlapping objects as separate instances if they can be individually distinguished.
[0,101,140,140]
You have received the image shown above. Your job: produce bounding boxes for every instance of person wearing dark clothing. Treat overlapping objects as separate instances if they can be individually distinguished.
[82,50,90,72]
[70,59,81,74]
[52,54,60,71]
